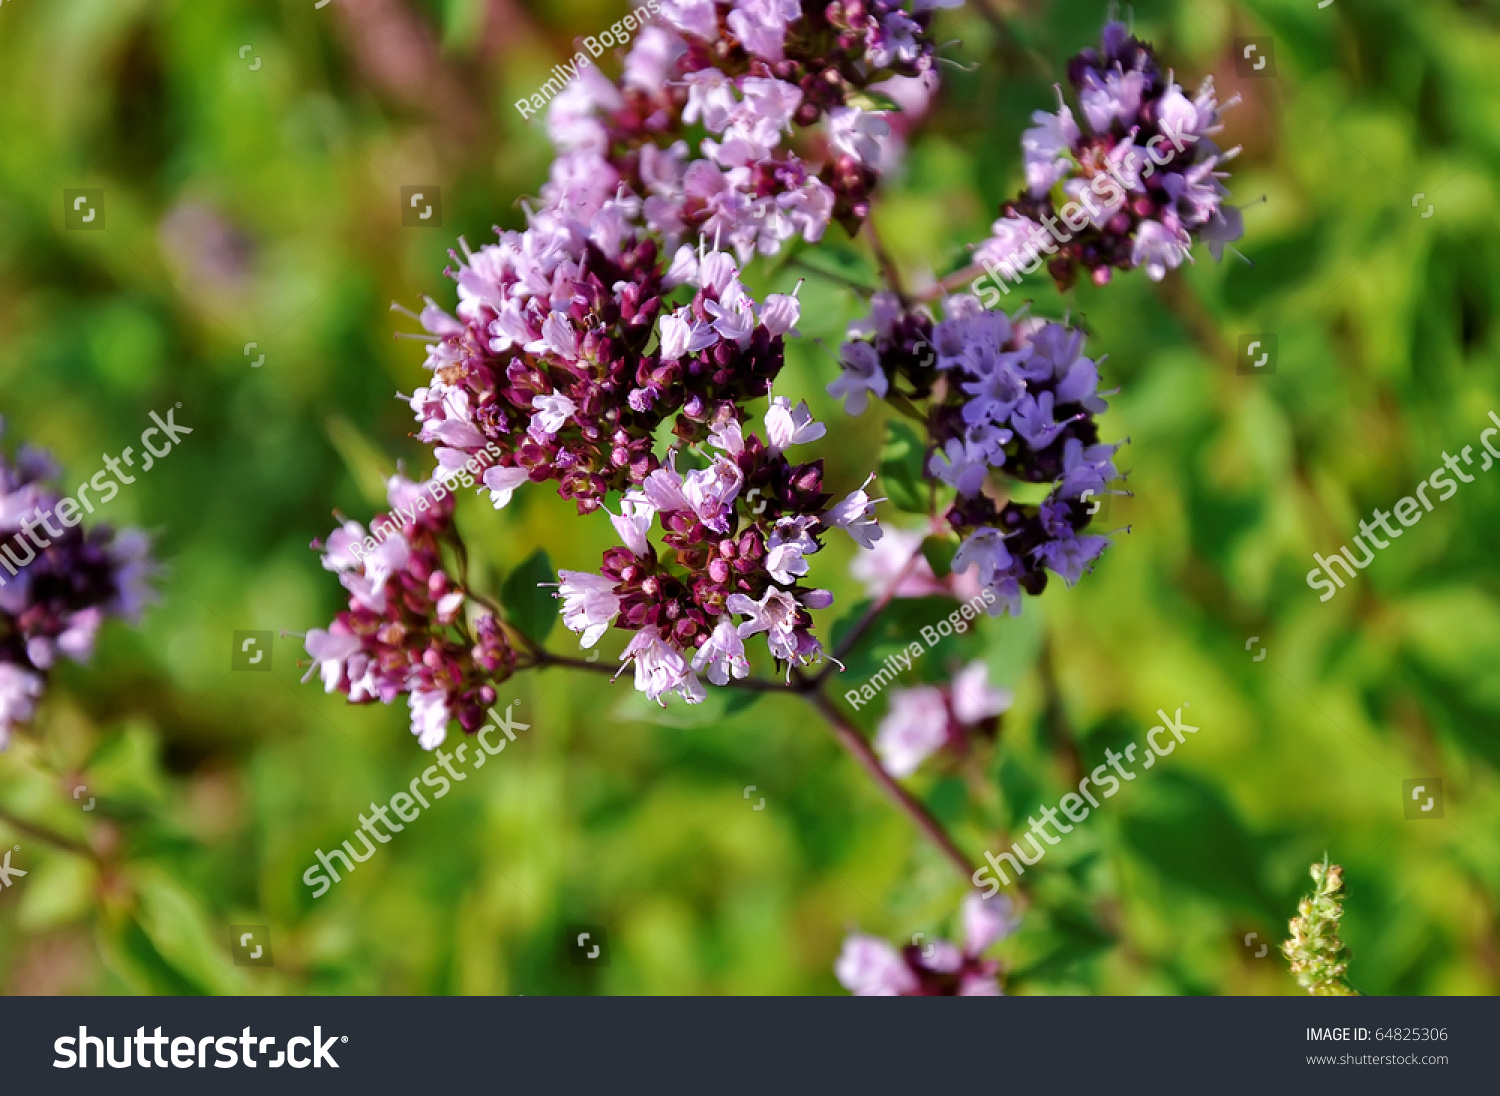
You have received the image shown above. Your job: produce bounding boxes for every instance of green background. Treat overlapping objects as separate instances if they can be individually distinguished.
[1,0,1497,995]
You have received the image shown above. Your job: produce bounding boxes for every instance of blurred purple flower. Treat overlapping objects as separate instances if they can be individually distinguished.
[836,892,1017,995]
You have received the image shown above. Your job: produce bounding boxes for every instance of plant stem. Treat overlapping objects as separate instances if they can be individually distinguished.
[531,643,978,879]
[865,219,909,308]
[525,545,981,880]
[925,260,988,301]
[788,258,876,295]
[1153,275,1235,365]
[810,691,976,880]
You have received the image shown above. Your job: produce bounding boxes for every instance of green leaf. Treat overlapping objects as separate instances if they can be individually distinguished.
[829,596,971,687]
[132,868,246,994]
[723,690,764,717]
[921,535,956,578]
[880,420,928,514]
[98,916,205,995]
[502,548,559,644]
[17,854,97,931]
[1118,772,1279,921]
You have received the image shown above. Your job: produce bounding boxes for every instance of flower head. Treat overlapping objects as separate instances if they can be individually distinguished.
[0,426,154,747]
[550,404,880,701]
[875,661,1013,776]
[305,475,518,747]
[836,892,1016,996]
[837,299,1127,616]
[977,19,1242,290]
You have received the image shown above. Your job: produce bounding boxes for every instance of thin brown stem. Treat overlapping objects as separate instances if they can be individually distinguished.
[521,551,981,878]
[865,219,909,308]
[884,389,929,424]
[810,692,976,880]
[968,0,1010,40]
[788,258,876,295]
[1153,275,1235,366]
[925,260,988,302]
[468,588,507,622]
[966,0,1054,77]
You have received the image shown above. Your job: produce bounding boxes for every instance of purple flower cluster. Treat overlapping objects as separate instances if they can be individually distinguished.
[833,293,1124,614]
[408,0,958,518]
[556,399,882,703]
[0,428,152,748]
[305,475,519,749]
[411,234,800,517]
[548,0,952,260]
[835,891,1015,995]
[874,660,1011,776]
[975,19,1241,289]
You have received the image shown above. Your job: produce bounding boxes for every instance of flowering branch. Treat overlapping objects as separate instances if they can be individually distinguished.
[293,4,1247,995]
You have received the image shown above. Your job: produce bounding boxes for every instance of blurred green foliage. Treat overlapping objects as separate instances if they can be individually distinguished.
[1,0,1498,995]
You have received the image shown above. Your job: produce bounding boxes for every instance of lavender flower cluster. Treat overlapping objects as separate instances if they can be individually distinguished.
[550,0,953,259]
[410,236,799,517]
[832,292,1124,615]
[306,475,518,749]
[0,427,152,748]
[326,0,961,729]
[976,19,1241,289]
[874,659,1010,777]
[407,0,955,522]
[557,398,882,703]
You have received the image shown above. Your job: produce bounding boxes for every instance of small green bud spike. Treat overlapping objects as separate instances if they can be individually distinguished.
[1281,854,1357,996]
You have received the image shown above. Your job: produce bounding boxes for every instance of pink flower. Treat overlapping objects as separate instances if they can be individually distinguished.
[763,396,825,454]
[557,571,622,649]
[835,892,1015,996]
[484,466,529,509]
[963,891,1017,955]
[408,688,451,750]
[827,106,892,166]
[825,474,884,550]
[609,496,657,557]
[875,685,950,777]
[834,935,920,996]
[681,457,744,533]
[728,587,802,662]
[619,627,705,705]
[951,661,1012,725]
[827,340,888,415]
[690,617,749,685]
[303,627,363,693]
[0,664,44,748]
[529,392,578,440]
[1021,104,1079,197]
